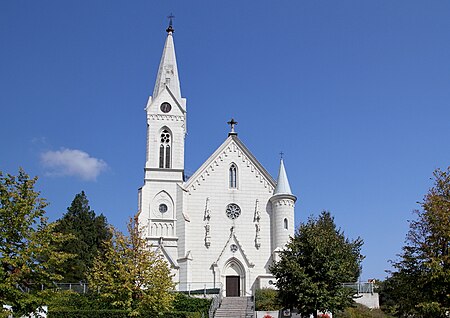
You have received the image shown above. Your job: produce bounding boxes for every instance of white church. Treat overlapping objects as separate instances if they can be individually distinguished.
[137,22,297,298]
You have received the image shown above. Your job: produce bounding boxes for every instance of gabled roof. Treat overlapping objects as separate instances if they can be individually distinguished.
[145,85,186,114]
[184,135,276,194]
[213,227,254,268]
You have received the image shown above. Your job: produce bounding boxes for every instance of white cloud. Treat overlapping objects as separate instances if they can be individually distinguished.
[41,148,108,181]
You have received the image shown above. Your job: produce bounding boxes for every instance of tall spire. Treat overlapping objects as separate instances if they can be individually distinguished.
[152,17,181,100]
[274,158,293,195]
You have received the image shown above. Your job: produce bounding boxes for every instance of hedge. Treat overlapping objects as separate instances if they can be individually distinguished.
[172,293,211,314]
[48,310,202,318]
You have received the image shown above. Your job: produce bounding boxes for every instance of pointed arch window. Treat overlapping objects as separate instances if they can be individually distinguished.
[159,129,172,168]
[229,163,237,189]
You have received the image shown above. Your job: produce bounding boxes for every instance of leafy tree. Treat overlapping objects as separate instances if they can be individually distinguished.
[255,288,281,311]
[0,169,71,316]
[53,191,111,282]
[270,211,364,318]
[384,167,450,317]
[88,217,176,315]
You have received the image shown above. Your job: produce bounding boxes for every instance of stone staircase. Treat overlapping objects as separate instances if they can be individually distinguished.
[214,296,254,318]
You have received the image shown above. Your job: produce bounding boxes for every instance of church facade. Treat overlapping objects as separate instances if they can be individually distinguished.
[137,23,297,297]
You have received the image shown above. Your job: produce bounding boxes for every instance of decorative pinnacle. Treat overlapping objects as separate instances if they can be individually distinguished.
[227,118,238,135]
[166,13,175,33]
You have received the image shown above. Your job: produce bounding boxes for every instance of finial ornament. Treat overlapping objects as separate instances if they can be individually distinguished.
[279,151,284,159]
[227,118,238,135]
[166,13,175,33]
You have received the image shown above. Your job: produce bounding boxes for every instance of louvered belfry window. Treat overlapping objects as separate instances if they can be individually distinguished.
[159,129,171,168]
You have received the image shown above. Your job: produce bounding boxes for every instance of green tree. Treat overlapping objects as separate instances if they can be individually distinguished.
[88,217,176,315]
[384,167,450,317]
[53,191,111,282]
[0,169,71,316]
[255,288,281,311]
[270,211,364,318]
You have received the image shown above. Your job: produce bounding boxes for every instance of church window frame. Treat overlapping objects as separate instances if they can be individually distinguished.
[159,127,172,169]
[159,203,168,213]
[229,163,238,189]
[226,203,241,220]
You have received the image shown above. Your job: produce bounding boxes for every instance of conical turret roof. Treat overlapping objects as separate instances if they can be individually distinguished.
[274,158,293,195]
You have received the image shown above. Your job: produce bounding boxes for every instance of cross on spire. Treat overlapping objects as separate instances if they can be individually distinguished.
[227,118,238,136]
[279,151,284,159]
[166,13,175,33]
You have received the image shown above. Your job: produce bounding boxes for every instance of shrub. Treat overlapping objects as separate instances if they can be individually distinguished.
[48,310,202,318]
[172,293,211,315]
[334,304,394,318]
[48,310,129,318]
[39,290,108,310]
[255,288,281,311]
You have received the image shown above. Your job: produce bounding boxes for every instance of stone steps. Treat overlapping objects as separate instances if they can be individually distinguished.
[214,297,254,318]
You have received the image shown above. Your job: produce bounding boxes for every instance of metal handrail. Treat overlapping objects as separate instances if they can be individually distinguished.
[342,282,374,294]
[208,285,223,318]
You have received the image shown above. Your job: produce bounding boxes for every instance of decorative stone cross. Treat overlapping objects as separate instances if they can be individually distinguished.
[227,118,238,133]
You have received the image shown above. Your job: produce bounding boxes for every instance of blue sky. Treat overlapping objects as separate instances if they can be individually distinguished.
[1,1,450,281]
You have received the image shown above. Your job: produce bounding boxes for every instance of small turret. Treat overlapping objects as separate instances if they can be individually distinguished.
[270,158,297,260]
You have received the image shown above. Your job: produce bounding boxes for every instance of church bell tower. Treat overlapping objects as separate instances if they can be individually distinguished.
[144,18,187,179]
[138,19,186,276]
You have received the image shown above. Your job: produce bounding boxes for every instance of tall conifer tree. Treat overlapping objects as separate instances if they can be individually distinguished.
[54,191,111,282]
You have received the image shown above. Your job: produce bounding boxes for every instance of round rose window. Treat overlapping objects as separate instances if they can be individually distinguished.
[226,203,241,220]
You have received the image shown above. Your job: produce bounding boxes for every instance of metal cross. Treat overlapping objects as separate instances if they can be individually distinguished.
[227,118,238,133]
[166,14,175,33]
[279,151,284,159]
[167,13,175,26]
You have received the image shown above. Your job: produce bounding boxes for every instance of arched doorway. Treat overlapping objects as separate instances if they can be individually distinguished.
[223,258,245,297]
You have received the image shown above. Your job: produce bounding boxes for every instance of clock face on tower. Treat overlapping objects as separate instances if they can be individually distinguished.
[160,102,172,113]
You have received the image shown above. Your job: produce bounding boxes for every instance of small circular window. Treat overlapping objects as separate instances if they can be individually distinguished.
[159,204,168,213]
[226,203,241,220]
[230,244,238,253]
[160,102,171,113]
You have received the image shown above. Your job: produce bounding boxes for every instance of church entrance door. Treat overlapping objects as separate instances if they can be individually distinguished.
[226,276,240,297]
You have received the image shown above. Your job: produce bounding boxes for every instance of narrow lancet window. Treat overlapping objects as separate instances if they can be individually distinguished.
[159,145,164,168]
[165,145,171,168]
[159,129,172,169]
[284,218,288,230]
[229,164,237,188]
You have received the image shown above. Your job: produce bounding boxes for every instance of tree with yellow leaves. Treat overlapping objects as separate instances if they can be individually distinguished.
[88,217,175,315]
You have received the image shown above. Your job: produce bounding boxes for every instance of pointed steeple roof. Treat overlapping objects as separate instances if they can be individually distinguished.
[152,23,181,100]
[274,158,293,195]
